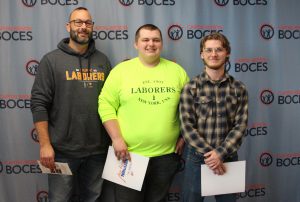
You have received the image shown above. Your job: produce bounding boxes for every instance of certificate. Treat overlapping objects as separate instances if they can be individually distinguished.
[102,146,149,191]
[37,160,72,175]
[201,160,246,196]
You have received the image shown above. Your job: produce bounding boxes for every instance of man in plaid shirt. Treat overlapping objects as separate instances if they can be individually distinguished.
[179,32,248,202]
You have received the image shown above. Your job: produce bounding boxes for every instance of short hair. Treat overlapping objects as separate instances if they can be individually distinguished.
[135,24,163,42]
[69,7,89,21]
[200,32,231,54]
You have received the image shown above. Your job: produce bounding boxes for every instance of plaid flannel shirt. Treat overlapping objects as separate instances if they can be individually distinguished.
[179,71,248,160]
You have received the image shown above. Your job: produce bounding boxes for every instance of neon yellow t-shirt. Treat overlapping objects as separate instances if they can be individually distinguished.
[99,57,189,157]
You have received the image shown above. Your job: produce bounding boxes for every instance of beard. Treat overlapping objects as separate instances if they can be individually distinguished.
[70,28,92,45]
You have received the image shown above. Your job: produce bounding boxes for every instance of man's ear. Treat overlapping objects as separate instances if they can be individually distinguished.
[66,23,70,33]
[200,52,204,59]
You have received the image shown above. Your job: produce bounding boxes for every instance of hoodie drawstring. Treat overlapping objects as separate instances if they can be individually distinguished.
[78,56,91,80]
[88,57,91,78]
[78,56,83,80]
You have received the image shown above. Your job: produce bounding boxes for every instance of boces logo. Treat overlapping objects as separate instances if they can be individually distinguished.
[225,61,231,72]
[167,24,224,41]
[118,0,176,7]
[167,187,180,201]
[93,25,128,40]
[0,26,32,41]
[214,0,268,7]
[259,152,300,168]
[260,89,300,105]
[0,94,31,109]
[229,57,269,73]
[36,191,48,202]
[22,0,38,7]
[260,89,274,105]
[245,122,269,137]
[26,60,39,76]
[22,0,78,7]
[260,24,300,40]
[168,25,183,41]
[260,24,274,40]
[236,184,266,199]
[0,160,41,174]
[178,157,185,172]
[31,128,39,143]
[259,152,273,167]
[0,161,3,173]
[37,190,77,201]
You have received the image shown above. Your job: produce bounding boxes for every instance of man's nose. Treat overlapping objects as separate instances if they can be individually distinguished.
[148,40,154,45]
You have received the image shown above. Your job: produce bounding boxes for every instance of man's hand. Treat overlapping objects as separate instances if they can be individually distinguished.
[112,137,130,161]
[35,121,55,170]
[212,163,226,175]
[175,137,185,155]
[40,143,55,170]
[103,120,131,161]
[204,150,222,170]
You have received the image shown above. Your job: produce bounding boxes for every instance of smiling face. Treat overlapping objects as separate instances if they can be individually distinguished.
[134,28,163,66]
[200,39,229,71]
[66,9,93,45]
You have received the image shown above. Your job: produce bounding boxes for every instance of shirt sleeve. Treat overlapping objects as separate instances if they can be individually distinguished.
[179,82,213,153]
[98,66,121,123]
[216,85,249,160]
[180,65,190,87]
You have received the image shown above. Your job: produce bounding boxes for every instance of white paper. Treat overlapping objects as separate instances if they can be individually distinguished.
[201,160,246,196]
[102,146,149,191]
[37,160,73,175]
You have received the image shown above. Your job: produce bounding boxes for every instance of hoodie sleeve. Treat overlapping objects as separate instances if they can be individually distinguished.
[30,55,55,123]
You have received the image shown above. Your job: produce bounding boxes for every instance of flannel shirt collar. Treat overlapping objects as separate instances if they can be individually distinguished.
[200,69,232,86]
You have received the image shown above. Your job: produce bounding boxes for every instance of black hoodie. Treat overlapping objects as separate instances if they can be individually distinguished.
[31,38,111,157]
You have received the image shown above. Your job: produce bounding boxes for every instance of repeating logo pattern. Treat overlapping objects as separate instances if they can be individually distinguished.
[260,152,273,167]
[119,0,134,6]
[260,24,275,40]
[36,191,48,202]
[31,128,39,143]
[260,90,274,105]
[26,60,39,76]
[22,0,38,7]
[214,0,230,6]
[168,25,183,40]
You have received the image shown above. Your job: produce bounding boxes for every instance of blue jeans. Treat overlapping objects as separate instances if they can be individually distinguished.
[114,153,180,202]
[48,153,106,202]
[181,146,238,202]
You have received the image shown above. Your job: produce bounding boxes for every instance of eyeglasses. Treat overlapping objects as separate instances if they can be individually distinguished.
[203,47,225,54]
[69,20,94,28]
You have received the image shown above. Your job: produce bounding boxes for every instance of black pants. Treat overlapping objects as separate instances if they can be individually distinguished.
[114,153,180,202]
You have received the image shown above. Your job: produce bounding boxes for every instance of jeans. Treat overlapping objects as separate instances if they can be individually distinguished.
[48,153,106,202]
[114,153,180,202]
[181,146,238,202]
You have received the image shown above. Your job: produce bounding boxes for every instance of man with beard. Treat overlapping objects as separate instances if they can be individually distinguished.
[31,7,111,202]
[179,32,248,202]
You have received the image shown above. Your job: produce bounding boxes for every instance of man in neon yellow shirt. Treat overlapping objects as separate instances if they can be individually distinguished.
[98,24,189,201]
